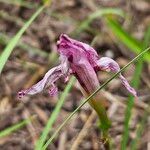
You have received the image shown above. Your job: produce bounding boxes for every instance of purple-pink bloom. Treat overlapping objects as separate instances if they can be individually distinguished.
[18,34,137,99]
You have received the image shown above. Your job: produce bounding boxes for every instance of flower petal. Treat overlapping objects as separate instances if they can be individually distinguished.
[96,57,137,97]
[48,84,58,96]
[57,34,100,94]
[18,65,64,99]
[59,54,70,74]
[57,34,99,67]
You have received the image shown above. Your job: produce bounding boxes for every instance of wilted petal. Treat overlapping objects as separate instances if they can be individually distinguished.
[48,84,58,96]
[60,54,70,74]
[57,34,99,67]
[57,34,100,94]
[18,66,64,99]
[96,57,137,97]
[70,57,100,94]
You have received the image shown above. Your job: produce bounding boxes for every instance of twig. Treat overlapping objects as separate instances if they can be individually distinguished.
[22,109,38,146]
[58,131,67,150]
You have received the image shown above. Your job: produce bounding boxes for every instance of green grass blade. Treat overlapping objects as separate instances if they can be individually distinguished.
[35,77,76,150]
[119,59,143,150]
[0,116,34,138]
[143,27,150,49]
[0,33,48,58]
[121,26,150,150]
[42,47,150,150]
[121,71,141,147]
[130,106,149,150]
[75,8,124,34]
[106,17,150,62]
[0,5,45,75]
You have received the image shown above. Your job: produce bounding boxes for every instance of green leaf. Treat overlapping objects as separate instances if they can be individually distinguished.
[0,5,45,75]
[35,77,76,150]
[121,26,150,150]
[130,106,149,150]
[106,17,150,62]
[0,116,34,138]
[0,33,48,58]
[122,57,144,150]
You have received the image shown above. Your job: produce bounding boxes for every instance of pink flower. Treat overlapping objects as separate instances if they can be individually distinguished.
[18,34,137,98]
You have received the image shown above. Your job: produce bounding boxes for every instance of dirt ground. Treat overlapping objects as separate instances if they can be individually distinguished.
[0,0,150,150]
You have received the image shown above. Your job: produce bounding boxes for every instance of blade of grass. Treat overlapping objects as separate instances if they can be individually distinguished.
[0,0,52,74]
[35,76,76,150]
[143,26,150,49]
[121,26,150,150]
[130,106,150,150]
[0,116,35,138]
[42,46,150,150]
[121,63,142,150]
[0,33,48,58]
[105,17,150,62]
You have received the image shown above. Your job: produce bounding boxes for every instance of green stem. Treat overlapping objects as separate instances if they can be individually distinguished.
[89,97,111,149]
[89,98,111,131]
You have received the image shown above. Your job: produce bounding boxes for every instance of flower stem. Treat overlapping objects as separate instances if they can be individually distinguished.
[89,96,111,149]
[89,98,111,130]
